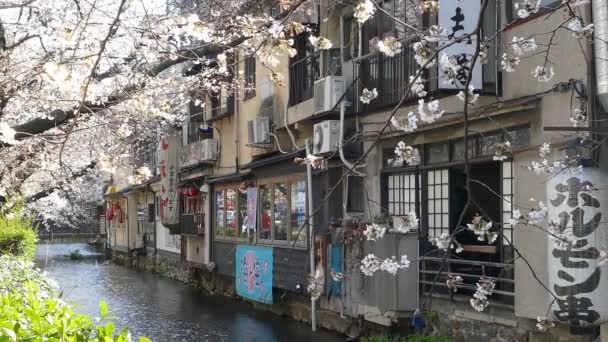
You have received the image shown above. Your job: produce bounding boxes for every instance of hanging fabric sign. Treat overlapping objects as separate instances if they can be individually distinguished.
[160,134,180,229]
[547,168,608,326]
[438,0,482,90]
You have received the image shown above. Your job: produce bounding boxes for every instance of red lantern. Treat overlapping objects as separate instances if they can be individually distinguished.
[106,205,114,221]
[187,187,199,197]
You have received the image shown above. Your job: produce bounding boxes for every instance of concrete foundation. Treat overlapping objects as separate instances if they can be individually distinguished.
[106,248,601,341]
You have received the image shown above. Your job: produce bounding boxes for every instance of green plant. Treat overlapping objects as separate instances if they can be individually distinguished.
[0,202,38,260]
[0,255,149,341]
[372,211,392,226]
[407,335,452,342]
[361,335,452,342]
[70,249,83,260]
[361,336,396,342]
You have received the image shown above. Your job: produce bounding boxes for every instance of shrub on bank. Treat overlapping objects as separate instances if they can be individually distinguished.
[0,255,149,341]
[0,202,38,259]
[362,335,452,342]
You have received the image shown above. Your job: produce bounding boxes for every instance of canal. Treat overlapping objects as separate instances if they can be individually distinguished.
[35,243,344,342]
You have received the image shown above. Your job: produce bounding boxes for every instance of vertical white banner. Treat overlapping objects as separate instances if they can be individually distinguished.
[438,0,482,90]
[547,168,608,327]
[160,134,180,227]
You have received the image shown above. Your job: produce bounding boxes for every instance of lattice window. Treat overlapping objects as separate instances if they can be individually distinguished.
[427,169,449,237]
[387,172,417,216]
[501,161,514,246]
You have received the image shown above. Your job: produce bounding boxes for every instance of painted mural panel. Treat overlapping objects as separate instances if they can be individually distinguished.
[236,245,273,304]
[547,168,608,326]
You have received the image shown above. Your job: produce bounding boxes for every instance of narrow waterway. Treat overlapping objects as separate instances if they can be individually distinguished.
[35,243,344,342]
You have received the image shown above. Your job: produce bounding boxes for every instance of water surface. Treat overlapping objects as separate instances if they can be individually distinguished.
[35,243,344,342]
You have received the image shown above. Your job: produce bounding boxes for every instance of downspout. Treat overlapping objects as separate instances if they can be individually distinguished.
[124,196,131,256]
[593,0,608,109]
[306,139,316,332]
[339,101,365,176]
[587,1,600,165]
[235,73,240,172]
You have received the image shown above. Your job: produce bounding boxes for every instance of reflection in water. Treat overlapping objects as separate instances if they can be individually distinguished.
[35,244,343,342]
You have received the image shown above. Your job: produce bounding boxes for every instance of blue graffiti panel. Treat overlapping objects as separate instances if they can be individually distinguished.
[236,245,273,304]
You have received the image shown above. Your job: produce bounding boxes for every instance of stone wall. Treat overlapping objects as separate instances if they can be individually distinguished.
[427,297,597,342]
[106,248,600,341]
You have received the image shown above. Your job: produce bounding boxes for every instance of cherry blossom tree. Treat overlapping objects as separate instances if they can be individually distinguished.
[0,0,603,333]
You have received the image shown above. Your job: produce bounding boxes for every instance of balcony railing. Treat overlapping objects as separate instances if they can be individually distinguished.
[180,214,205,236]
[289,52,320,106]
[288,49,343,107]
[354,41,418,113]
[420,257,515,307]
[180,138,217,169]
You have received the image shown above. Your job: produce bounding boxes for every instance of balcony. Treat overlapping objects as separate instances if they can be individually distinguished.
[420,257,514,307]
[354,41,418,113]
[289,52,319,106]
[180,139,218,169]
[180,213,205,236]
[288,49,341,107]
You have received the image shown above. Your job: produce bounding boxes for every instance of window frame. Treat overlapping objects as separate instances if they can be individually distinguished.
[214,183,251,242]
[257,175,307,247]
[212,177,307,247]
[380,126,530,263]
[243,55,256,100]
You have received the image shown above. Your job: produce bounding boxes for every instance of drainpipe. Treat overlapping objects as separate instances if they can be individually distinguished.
[306,139,316,332]
[235,75,240,172]
[339,101,365,176]
[593,0,608,109]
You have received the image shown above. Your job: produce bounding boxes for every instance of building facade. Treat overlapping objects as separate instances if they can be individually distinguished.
[103,0,608,340]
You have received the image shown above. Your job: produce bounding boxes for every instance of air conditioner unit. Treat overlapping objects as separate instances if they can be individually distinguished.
[201,139,218,161]
[314,76,345,114]
[313,120,340,155]
[247,117,270,145]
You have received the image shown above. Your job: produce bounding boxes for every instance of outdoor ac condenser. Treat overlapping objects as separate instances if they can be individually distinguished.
[247,117,270,145]
[313,120,340,155]
[313,76,345,114]
[201,139,218,161]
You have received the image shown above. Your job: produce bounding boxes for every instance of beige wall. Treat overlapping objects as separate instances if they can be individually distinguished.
[212,51,292,176]
[186,236,207,264]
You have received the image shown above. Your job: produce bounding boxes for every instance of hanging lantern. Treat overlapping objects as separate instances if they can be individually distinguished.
[106,205,114,221]
[187,187,199,197]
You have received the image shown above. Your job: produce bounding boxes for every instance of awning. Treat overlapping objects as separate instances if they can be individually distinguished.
[241,148,305,170]
[206,171,252,184]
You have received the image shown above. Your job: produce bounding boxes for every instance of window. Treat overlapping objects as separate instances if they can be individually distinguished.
[342,16,358,61]
[244,56,256,100]
[273,183,288,241]
[509,0,556,21]
[214,179,306,245]
[260,184,272,240]
[182,195,204,215]
[226,189,237,238]
[427,169,449,238]
[387,173,417,216]
[347,176,365,213]
[259,178,307,244]
[426,142,450,164]
[290,181,306,243]
[215,190,225,238]
[215,185,251,240]
[502,161,514,247]
[238,188,248,239]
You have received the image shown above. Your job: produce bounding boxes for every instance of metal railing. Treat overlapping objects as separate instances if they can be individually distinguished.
[289,51,320,106]
[288,49,342,107]
[420,256,515,307]
[354,41,418,113]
